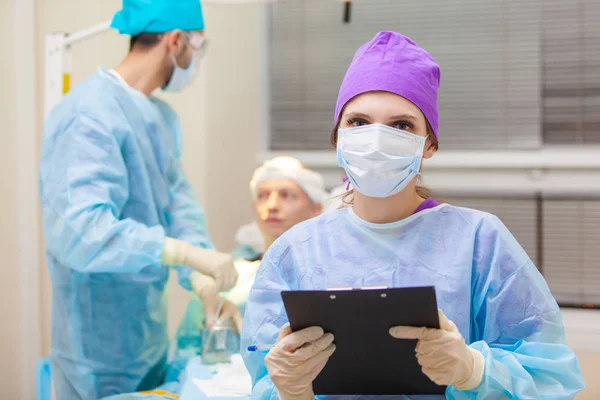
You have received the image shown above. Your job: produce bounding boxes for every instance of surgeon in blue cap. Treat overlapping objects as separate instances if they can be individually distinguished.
[39,1,239,398]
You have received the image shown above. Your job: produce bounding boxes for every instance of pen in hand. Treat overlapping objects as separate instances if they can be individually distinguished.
[247,344,275,352]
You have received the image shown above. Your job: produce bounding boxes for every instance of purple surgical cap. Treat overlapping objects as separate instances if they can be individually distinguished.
[334,31,441,138]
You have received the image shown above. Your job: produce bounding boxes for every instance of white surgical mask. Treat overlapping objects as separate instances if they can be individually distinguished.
[162,34,206,93]
[337,123,427,198]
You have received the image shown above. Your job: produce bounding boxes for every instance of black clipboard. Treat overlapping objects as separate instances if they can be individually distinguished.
[281,286,447,396]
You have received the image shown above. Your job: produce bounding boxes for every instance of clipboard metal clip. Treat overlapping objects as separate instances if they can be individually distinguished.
[327,285,389,291]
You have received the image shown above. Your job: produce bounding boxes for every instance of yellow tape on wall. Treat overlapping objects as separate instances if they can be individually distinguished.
[63,73,71,94]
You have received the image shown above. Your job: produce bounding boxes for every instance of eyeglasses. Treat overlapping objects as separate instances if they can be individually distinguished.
[184,32,208,58]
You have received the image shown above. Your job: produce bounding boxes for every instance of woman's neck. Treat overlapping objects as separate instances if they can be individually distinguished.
[264,236,275,252]
[352,182,425,224]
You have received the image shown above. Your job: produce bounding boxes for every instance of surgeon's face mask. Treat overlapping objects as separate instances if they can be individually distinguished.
[337,123,427,198]
[163,33,207,93]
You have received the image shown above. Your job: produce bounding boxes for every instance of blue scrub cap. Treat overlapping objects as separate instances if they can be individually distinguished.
[111,0,205,36]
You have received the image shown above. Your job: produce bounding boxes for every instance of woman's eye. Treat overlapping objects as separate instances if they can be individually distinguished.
[393,121,414,131]
[347,117,368,127]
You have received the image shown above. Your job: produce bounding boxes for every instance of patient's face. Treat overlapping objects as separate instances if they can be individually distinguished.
[254,179,321,240]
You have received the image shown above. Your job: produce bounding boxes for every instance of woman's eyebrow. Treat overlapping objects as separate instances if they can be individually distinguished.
[343,112,371,119]
[387,114,419,121]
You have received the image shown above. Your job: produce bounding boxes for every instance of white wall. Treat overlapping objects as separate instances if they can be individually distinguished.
[202,3,263,251]
[0,1,22,397]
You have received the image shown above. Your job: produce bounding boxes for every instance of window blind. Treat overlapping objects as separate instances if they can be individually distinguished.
[268,0,542,150]
[543,200,600,306]
[542,0,600,144]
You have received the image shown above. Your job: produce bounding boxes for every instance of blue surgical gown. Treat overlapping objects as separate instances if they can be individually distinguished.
[39,68,213,399]
[242,204,584,399]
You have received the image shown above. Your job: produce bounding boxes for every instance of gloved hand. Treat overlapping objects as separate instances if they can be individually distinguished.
[161,237,238,291]
[266,324,336,400]
[190,272,243,333]
[389,309,485,390]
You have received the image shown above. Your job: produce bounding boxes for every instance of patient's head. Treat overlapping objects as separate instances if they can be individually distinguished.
[250,157,325,247]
